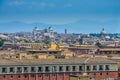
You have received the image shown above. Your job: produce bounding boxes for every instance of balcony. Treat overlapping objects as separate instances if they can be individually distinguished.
[24,70,29,73]
[9,71,15,74]
[31,70,36,73]
[2,71,7,74]
[16,70,22,73]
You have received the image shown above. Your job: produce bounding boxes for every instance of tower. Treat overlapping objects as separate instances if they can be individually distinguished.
[65,29,67,34]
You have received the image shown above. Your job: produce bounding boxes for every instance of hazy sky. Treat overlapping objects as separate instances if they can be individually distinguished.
[0,0,120,33]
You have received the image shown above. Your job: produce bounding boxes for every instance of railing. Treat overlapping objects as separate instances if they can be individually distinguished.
[2,71,7,74]
[16,70,22,73]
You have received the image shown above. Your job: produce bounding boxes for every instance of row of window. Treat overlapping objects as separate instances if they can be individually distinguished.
[0,65,110,73]
[2,73,68,80]
[2,72,110,79]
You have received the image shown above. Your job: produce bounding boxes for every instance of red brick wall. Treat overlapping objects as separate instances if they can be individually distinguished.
[0,71,118,80]
[89,71,118,80]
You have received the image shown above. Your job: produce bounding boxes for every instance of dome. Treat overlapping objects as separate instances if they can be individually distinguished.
[105,36,110,39]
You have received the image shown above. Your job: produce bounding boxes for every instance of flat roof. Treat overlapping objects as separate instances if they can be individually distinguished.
[100,48,120,51]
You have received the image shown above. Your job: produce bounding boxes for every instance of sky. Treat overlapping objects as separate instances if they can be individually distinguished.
[0,0,120,33]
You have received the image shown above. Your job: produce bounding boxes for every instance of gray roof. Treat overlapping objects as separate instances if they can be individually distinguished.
[0,57,117,66]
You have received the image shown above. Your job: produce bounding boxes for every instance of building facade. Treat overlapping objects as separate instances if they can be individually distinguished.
[0,57,118,80]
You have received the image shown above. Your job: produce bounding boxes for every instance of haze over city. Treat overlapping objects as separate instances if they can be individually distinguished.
[0,0,120,33]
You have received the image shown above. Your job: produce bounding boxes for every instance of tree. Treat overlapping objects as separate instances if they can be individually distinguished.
[95,42,102,48]
[0,39,5,47]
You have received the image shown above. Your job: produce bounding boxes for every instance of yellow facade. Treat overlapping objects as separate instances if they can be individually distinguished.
[48,44,64,50]
[36,54,55,59]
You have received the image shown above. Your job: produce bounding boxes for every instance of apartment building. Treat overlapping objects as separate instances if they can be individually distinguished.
[0,57,118,80]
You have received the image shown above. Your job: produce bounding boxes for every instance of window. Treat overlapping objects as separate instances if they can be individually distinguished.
[31,67,35,72]
[24,67,28,73]
[59,66,63,71]
[24,74,28,78]
[18,75,20,78]
[100,72,102,76]
[38,67,42,72]
[105,65,109,70]
[66,66,69,71]
[2,75,6,79]
[66,73,69,77]
[106,72,109,75]
[17,67,22,73]
[38,74,42,78]
[79,66,82,71]
[45,74,49,78]
[10,68,14,73]
[31,74,35,78]
[72,66,76,71]
[10,75,13,78]
[99,65,103,70]
[59,73,63,77]
[52,73,56,78]
[93,66,97,70]
[2,68,7,73]
[118,73,120,77]
[45,66,49,72]
[87,66,90,71]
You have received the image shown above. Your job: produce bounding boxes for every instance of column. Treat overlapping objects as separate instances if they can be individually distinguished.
[63,65,66,72]
[14,67,17,73]
[56,65,59,72]
[28,66,31,73]
[42,66,45,73]
[0,67,1,74]
[76,66,79,72]
[103,65,105,71]
[90,65,93,71]
[70,65,72,72]
[7,67,10,74]
[49,66,52,72]
[22,66,24,73]
[97,65,99,71]
[36,66,38,73]
[84,64,86,72]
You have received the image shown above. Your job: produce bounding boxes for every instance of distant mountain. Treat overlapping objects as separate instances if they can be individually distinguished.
[0,21,69,33]
[0,20,119,33]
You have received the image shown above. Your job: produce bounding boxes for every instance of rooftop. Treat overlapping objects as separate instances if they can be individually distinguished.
[0,57,116,66]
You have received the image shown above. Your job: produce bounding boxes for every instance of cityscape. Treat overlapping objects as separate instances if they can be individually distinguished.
[0,0,120,80]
